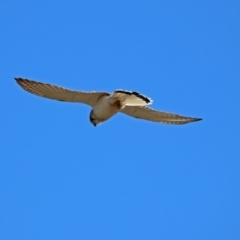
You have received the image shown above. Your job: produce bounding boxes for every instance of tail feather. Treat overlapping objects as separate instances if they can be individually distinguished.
[111,89,153,106]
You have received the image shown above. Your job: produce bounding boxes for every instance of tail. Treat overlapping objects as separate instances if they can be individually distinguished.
[111,89,153,106]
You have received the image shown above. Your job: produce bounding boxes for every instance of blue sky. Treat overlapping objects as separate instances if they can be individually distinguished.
[1,1,239,239]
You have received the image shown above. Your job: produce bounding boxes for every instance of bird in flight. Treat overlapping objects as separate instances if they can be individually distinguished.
[15,78,202,126]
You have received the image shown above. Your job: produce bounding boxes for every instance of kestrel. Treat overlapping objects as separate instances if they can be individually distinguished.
[15,78,202,126]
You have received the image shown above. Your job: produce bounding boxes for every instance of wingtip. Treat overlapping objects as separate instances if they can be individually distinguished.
[15,78,32,86]
[194,118,202,122]
[14,77,23,83]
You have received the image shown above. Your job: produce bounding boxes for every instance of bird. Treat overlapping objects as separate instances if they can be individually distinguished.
[15,78,202,126]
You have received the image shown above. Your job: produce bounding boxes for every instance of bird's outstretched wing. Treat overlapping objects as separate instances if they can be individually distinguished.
[121,106,202,124]
[15,78,108,107]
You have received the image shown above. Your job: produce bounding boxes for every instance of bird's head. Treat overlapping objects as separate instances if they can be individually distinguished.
[89,110,101,127]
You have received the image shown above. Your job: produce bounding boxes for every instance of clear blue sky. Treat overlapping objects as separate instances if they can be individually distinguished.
[1,1,239,239]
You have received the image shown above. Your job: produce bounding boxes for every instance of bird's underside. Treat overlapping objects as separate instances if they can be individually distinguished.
[15,77,202,126]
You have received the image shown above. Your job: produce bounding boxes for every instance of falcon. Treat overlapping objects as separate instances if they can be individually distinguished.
[15,78,202,126]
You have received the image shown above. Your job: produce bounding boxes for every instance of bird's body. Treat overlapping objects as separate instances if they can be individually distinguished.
[90,95,122,125]
[15,78,202,126]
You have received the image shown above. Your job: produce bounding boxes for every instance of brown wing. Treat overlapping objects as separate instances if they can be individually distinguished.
[15,78,108,107]
[121,106,202,125]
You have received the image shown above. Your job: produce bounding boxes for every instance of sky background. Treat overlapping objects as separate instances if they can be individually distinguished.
[1,1,239,239]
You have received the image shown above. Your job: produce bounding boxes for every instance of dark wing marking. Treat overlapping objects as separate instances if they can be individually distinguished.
[115,90,152,104]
